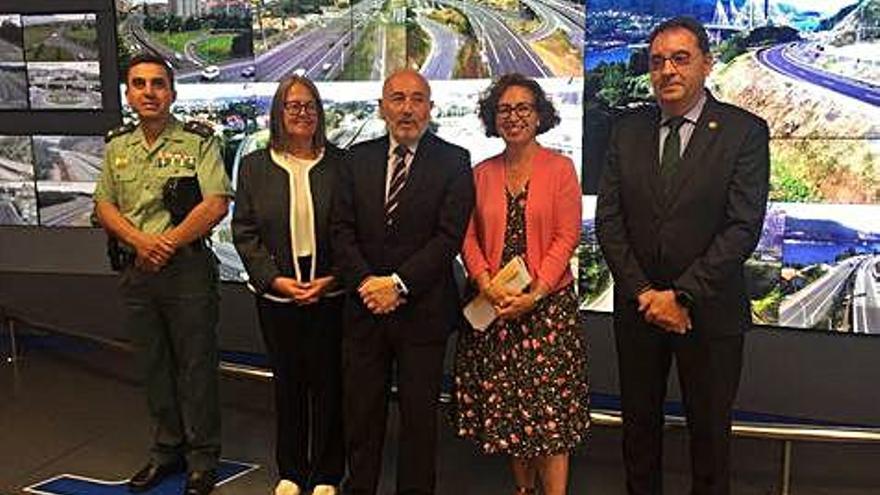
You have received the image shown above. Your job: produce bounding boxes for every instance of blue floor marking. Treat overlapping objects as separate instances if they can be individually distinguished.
[24,459,258,495]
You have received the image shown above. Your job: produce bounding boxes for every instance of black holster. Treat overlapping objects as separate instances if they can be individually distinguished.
[163,176,203,225]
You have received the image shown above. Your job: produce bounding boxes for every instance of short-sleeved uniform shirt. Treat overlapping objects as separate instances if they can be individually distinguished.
[94,117,233,235]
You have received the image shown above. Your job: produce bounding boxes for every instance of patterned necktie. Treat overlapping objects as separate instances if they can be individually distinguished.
[660,116,687,177]
[385,144,410,224]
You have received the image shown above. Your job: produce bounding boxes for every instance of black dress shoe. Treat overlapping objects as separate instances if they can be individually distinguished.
[128,461,185,492]
[184,469,216,495]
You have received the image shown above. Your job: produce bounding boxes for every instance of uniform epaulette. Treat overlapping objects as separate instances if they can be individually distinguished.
[104,123,136,143]
[183,120,216,139]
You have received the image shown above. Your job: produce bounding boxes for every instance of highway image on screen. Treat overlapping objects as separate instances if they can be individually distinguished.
[779,202,880,334]
[116,0,255,83]
[585,0,880,203]
[0,135,37,226]
[577,196,786,327]
[27,61,102,109]
[0,14,27,109]
[33,136,104,227]
[254,0,584,82]
[22,13,98,62]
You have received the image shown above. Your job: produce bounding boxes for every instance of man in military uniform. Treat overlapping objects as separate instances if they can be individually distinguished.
[93,53,232,495]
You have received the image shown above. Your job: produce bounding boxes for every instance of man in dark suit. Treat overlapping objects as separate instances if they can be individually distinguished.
[596,17,770,495]
[331,69,475,495]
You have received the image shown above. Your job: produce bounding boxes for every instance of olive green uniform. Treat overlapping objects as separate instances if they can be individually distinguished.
[94,117,232,471]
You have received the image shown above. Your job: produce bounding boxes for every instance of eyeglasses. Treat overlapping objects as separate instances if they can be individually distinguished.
[496,103,535,119]
[649,51,694,72]
[283,100,318,116]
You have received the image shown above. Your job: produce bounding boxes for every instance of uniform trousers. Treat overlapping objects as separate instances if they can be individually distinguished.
[120,249,221,472]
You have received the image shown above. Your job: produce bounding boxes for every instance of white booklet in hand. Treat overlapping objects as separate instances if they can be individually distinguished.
[463,256,532,331]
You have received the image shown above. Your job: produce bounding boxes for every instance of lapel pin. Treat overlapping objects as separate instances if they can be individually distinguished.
[708,121,719,130]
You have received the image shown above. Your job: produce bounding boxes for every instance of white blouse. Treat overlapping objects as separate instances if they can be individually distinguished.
[269,147,323,281]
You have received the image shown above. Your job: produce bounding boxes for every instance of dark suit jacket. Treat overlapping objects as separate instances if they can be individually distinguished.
[331,132,475,344]
[596,92,770,336]
[232,144,347,295]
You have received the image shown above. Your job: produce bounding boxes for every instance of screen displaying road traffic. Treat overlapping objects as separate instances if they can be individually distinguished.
[578,0,880,334]
[1,0,876,334]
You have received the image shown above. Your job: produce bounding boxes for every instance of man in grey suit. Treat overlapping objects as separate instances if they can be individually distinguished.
[331,69,475,495]
[597,17,770,495]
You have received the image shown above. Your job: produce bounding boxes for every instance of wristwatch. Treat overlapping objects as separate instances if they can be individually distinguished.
[675,289,694,309]
[391,273,408,296]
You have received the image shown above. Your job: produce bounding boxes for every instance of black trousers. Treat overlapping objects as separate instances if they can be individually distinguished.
[615,314,744,495]
[342,324,447,495]
[120,250,221,472]
[256,295,345,487]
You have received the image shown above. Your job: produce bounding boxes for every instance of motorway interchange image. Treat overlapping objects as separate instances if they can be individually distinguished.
[585,0,880,204]
[116,0,584,82]
[21,13,102,109]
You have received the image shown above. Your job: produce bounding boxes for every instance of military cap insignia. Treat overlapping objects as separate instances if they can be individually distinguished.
[104,123,136,143]
[183,120,216,139]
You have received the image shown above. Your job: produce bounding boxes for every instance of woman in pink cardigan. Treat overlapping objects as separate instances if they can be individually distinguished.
[453,74,589,495]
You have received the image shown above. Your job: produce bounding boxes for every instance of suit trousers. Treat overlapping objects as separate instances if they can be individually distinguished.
[342,320,447,495]
[120,250,221,472]
[615,314,744,495]
[256,295,346,487]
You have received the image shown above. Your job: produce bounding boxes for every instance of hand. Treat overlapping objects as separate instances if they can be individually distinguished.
[271,277,312,303]
[480,281,511,308]
[496,292,538,320]
[358,276,405,314]
[133,233,176,271]
[641,289,692,334]
[297,276,335,305]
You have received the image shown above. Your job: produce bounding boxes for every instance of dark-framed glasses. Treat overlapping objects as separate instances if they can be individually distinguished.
[283,100,318,116]
[496,102,535,118]
[649,51,694,72]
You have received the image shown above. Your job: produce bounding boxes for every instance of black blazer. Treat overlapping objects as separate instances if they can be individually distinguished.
[596,92,770,336]
[331,132,476,343]
[232,144,346,295]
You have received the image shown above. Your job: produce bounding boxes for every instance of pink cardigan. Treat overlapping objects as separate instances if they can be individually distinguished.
[462,147,582,293]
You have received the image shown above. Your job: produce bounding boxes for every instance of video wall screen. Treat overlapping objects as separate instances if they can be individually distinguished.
[0,135,37,226]
[115,0,255,84]
[7,0,873,333]
[33,135,104,227]
[109,0,586,281]
[0,14,27,109]
[115,0,584,83]
[580,0,880,334]
[22,13,102,110]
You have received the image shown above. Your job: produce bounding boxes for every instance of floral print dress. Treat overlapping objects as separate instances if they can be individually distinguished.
[453,184,590,457]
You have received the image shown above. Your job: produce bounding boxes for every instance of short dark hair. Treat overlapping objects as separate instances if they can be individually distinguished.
[477,73,560,138]
[269,75,327,153]
[125,52,175,90]
[648,16,711,55]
